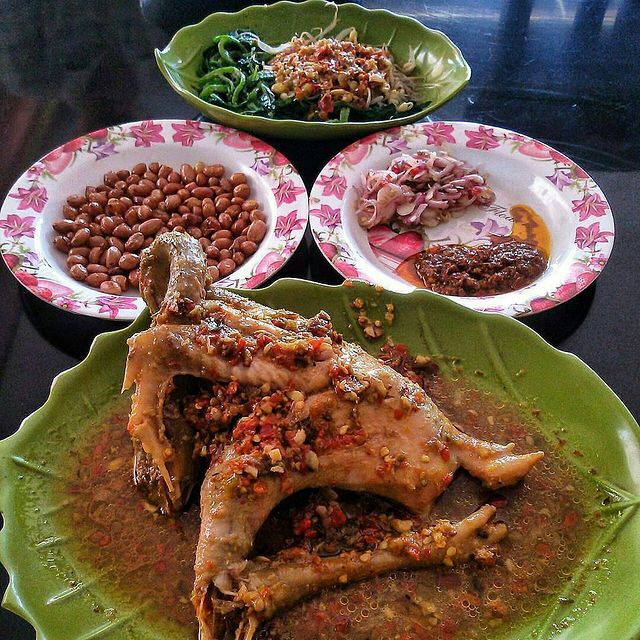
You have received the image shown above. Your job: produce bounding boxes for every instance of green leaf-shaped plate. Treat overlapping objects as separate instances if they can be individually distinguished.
[155,0,470,140]
[1,280,639,639]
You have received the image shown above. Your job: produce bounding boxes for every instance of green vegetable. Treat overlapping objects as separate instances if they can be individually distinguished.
[195,30,426,122]
[196,31,276,117]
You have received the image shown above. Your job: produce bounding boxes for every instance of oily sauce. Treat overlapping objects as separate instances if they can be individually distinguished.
[63,366,594,640]
[397,204,550,295]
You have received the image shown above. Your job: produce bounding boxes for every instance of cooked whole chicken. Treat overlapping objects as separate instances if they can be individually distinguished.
[123,232,544,640]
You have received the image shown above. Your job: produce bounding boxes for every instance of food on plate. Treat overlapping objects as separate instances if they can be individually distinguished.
[356,149,495,230]
[66,348,593,638]
[196,27,426,122]
[51,162,266,292]
[268,28,420,121]
[197,32,275,117]
[390,204,551,295]
[123,232,543,638]
[412,240,548,296]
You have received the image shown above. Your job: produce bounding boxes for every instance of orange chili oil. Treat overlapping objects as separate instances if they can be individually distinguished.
[63,354,594,640]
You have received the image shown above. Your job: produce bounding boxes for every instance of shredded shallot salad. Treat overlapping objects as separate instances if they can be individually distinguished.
[356,150,495,229]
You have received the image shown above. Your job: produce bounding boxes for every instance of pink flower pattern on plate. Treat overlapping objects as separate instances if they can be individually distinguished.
[95,295,139,319]
[129,120,164,147]
[316,173,347,199]
[387,138,412,154]
[56,297,81,311]
[312,204,341,230]
[517,140,551,159]
[244,252,285,288]
[171,121,205,147]
[42,149,74,175]
[464,125,500,150]
[273,179,306,206]
[332,259,360,278]
[575,222,613,250]
[469,218,510,237]
[9,186,48,212]
[422,122,456,145]
[571,192,608,221]
[589,253,608,270]
[27,164,44,179]
[253,158,272,176]
[547,169,573,190]
[0,214,36,239]
[90,141,117,160]
[274,211,305,238]
[343,143,370,166]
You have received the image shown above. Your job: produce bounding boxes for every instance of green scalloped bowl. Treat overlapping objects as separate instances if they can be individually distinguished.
[1,280,640,639]
[155,0,471,140]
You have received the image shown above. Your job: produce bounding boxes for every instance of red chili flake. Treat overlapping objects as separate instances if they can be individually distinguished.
[440,446,450,462]
[253,481,267,495]
[393,408,404,420]
[563,511,580,529]
[91,464,104,479]
[194,397,209,410]
[334,621,350,634]
[318,93,334,116]
[442,471,454,488]
[328,506,347,528]
[259,587,271,600]
[89,531,112,547]
[257,335,273,348]
[535,542,554,559]
[259,422,276,438]
[294,518,314,536]
[233,416,259,439]
[510,580,529,594]
[488,494,508,508]
[68,483,81,494]
[404,543,422,561]
[573,449,584,457]
[153,559,168,574]
[227,380,239,396]
[440,618,457,635]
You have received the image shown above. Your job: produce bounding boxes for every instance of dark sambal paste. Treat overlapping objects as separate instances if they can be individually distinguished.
[414,239,547,296]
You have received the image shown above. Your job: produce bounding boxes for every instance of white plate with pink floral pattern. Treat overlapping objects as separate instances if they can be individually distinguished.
[0,120,308,321]
[310,121,614,316]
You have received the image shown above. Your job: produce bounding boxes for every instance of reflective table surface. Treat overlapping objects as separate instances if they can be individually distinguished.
[0,1,638,637]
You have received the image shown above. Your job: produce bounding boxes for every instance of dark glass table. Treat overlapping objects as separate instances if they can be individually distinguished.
[1,1,638,637]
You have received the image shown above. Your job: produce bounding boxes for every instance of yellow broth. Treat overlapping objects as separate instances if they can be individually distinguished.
[62,370,596,639]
